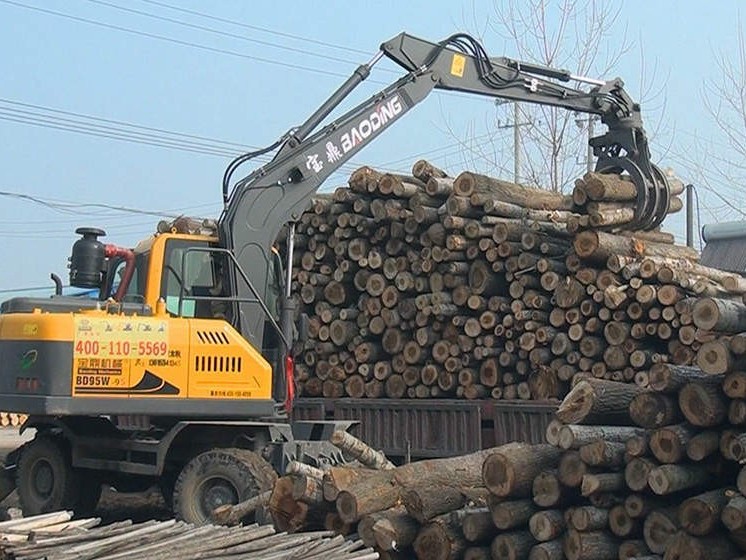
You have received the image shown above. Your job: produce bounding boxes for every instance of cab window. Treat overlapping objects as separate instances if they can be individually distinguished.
[160,240,218,317]
[108,252,148,301]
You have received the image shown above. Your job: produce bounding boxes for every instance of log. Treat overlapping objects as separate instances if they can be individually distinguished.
[573,231,698,263]
[579,440,626,468]
[323,466,378,501]
[697,339,746,375]
[563,529,619,560]
[212,490,272,526]
[693,297,746,332]
[662,531,739,560]
[556,379,642,425]
[649,424,697,464]
[629,392,682,429]
[617,539,651,559]
[464,547,491,560]
[413,511,469,560]
[609,504,639,538]
[532,470,566,508]
[582,172,638,201]
[461,507,495,543]
[490,497,537,530]
[625,457,658,492]
[268,476,309,532]
[402,485,466,523]
[454,171,573,209]
[483,444,562,497]
[678,382,728,427]
[528,510,565,542]
[648,464,711,495]
[569,506,609,531]
[648,364,722,393]
[558,425,646,450]
[528,540,565,560]
[339,445,509,522]
[678,488,729,536]
[581,473,625,497]
[336,471,399,523]
[722,495,746,531]
[558,451,587,488]
[292,474,324,504]
[643,507,680,554]
[686,431,720,462]
[330,430,395,470]
[358,507,405,547]
[372,510,419,552]
[490,530,536,560]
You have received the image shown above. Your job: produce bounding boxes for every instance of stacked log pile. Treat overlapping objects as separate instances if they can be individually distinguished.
[262,368,746,559]
[0,510,377,560]
[290,161,719,403]
[541,367,746,560]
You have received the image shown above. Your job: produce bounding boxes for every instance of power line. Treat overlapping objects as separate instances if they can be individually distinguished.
[0,0,369,81]
[83,0,386,71]
[0,97,258,150]
[0,111,241,157]
[139,0,371,56]
[0,190,200,218]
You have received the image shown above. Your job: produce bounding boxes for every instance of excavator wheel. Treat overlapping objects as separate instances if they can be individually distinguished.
[74,472,103,518]
[172,448,277,525]
[16,436,79,516]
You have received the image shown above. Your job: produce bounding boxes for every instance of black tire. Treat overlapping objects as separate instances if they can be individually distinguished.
[16,437,78,515]
[75,472,102,517]
[158,470,177,510]
[173,449,276,525]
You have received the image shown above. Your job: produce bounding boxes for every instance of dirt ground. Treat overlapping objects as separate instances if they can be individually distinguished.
[0,428,172,523]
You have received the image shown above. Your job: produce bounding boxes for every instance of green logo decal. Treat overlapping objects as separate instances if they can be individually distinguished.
[20,350,38,371]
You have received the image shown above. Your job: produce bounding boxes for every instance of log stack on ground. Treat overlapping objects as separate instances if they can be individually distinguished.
[0,510,377,560]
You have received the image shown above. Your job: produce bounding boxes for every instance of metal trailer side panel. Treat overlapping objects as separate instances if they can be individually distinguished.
[292,398,559,460]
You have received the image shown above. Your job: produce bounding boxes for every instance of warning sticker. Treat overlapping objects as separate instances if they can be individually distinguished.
[450,53,466,77]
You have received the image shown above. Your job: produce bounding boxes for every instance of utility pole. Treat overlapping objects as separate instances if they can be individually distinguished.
[496,101,531,184]
[513,102,521,184]
[586,115,595,173]
[686,183,694,248]
[576,114,599,173]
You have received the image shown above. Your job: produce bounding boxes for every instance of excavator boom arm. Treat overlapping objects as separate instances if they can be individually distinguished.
[218,32,669,375]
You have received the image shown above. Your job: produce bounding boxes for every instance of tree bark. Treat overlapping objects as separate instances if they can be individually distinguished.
[453,171,573,209]
[574,230,698,263]
[556,379,642,425]
[693,297,746,332]
[558,425,646,450]
[402,485,467,523]
[648,464,711,495]
[330,430,395,470]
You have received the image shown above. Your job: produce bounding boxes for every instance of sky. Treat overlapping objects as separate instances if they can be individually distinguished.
[0,0,744,294]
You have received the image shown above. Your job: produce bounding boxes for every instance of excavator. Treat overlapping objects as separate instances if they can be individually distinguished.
[0,32,670,524]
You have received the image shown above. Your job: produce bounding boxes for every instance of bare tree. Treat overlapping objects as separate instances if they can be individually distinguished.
[453,0,666,193]
[684,20,746,221]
